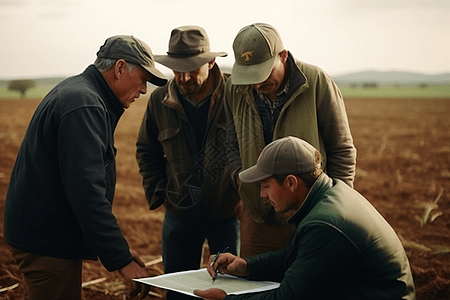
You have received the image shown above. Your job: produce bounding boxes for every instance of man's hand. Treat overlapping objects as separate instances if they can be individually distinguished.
[195,254,248,300]
[207,253,248,278]
[194,288,227,300]
[118,249,150,299]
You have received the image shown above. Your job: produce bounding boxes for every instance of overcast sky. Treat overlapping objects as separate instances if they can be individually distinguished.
[0,0,449,79]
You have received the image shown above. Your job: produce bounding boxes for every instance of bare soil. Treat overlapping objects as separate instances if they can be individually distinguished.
[1,96,450,300]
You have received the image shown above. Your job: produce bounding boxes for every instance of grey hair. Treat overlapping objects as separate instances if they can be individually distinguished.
[93,57,139,72]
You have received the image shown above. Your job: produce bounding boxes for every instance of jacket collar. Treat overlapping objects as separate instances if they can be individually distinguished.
[82,65,125,129]
[286,52,307,95]
[277,52,309,111]
[288,173,333,225]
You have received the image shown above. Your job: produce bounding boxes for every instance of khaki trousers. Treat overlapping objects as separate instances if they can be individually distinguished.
[10,246,82,300]
[237,202,295,257]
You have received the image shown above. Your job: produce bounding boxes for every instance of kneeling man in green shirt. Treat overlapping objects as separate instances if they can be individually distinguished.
[194,136,416,300]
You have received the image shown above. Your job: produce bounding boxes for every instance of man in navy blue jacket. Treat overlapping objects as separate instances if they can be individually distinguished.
[4,35,166,300]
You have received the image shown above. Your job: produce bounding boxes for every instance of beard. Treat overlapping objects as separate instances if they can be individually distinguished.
[177,81,202,96]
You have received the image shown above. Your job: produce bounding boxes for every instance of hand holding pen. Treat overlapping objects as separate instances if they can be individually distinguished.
[207,247,249,283]
[210,246,229,283]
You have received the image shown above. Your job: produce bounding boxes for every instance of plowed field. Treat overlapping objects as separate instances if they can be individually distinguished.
[1,96,449,300]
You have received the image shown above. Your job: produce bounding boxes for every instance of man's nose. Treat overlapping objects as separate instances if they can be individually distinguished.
[140,83,147,94]
[252,83,263,90]
[260,188,267,199]
[180,72,191,82]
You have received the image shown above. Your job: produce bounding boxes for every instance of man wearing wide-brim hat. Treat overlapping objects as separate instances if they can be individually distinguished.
[136,26,240,300]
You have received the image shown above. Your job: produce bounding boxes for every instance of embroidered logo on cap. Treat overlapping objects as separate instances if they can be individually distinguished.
[241,50,253,62]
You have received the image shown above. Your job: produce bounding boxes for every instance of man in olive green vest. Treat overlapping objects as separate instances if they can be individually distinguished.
[225,23,357,257]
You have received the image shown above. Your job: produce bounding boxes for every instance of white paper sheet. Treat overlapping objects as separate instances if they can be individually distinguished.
[134,268,280,298]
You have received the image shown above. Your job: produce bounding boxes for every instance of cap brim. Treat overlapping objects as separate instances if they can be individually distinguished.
[239,165,273,183]
[155,52,227,73]
[142,65,168,86]
[231,56,276,85]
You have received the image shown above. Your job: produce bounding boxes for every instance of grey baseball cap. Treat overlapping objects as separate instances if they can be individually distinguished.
[231,23,284,85]
[154,25,227,73]
[239,136,321,183]
[97,35,167,86]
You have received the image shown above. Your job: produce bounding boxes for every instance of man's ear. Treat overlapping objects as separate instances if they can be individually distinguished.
[285,175,298,191]
[279,49,288,63]
[208,58,216,70]
[114,59,127,79]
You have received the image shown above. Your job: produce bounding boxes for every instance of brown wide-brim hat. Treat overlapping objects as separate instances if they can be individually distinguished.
[154,26,227,73]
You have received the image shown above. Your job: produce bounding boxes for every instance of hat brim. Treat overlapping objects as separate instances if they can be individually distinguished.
[231,55,276,85]
[142,65,168,86]
[238,165,273,183]
[154,52,227,73]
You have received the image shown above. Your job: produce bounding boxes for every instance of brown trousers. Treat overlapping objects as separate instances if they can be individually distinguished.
[10,246,82,300]
[237,202,295,257]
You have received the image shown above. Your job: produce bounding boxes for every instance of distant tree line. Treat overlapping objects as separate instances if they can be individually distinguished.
[348,82,430,89]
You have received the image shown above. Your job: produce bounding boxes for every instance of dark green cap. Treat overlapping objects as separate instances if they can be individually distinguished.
[97,35,167,86]
[231,23,284,85]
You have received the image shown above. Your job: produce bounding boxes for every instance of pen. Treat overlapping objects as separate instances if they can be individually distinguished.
[211,246,229,283]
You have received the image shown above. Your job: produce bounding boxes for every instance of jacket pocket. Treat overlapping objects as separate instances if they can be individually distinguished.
[157,127,186,161]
